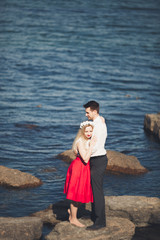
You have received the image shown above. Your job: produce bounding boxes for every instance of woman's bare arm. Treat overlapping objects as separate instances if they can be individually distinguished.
[77,137,96,163]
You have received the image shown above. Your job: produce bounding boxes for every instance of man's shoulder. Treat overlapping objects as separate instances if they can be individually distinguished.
[94,116,106,130]
[96,116,105,125]
[100,116,105,123]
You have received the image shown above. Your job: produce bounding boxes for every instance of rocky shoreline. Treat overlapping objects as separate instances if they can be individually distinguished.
[0,150,155,240]
[1,163,159,239]
[0,196,160,240]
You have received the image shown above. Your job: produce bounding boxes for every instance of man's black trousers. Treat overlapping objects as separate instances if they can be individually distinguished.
[90,154,108,226]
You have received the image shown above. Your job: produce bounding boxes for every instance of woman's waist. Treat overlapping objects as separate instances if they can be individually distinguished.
[76,155,90,164]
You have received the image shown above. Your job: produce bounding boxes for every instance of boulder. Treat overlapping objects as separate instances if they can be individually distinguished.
[0,217,42,240]
[57,149,148,175]
[144,113,160,140]
[57,150,76,163]
[106,150,147,174]
[0,165,43,189]
[45,217,135,240]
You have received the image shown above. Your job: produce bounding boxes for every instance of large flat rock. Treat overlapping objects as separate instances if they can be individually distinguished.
[103,196,160,227]
[0,217,42,240]
[0,165,42,188]
[57,149,148,175]
[45,217,135,240]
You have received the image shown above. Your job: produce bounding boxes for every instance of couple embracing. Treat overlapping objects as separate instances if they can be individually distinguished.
[64,100,108,230]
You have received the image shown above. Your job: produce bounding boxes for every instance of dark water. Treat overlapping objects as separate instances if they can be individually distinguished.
[0,0,160,226]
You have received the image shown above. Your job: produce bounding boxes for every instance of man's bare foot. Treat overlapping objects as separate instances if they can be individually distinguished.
[68,209,71,221]
[70,218,85,228]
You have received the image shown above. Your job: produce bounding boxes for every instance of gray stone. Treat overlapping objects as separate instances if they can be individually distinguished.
[144,113,160,140]
[32,196,160,233]
[106,150,148,174]
[31,200,70,225]
[57,149,148,175]
[86,196,160,227]
[45,217,135,240]
[0,217,43,240]
[0,165,43,189]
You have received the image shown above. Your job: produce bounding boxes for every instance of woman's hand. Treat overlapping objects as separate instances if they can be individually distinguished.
[77,136,97,164]
[83,137,96,164]
[90,135,97,147]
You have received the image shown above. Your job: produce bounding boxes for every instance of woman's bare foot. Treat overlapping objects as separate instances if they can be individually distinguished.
[68,209,71,221]
[69,218,85,228]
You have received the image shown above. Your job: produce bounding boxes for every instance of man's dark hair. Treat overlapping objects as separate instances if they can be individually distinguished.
[83,100,99,113]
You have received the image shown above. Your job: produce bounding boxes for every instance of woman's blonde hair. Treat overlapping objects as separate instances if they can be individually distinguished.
[72,122,94,154]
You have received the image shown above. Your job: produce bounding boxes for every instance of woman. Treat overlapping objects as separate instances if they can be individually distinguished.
[64,121,96,227]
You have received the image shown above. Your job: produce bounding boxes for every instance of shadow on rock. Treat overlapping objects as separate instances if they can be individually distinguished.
[51,200,91,222]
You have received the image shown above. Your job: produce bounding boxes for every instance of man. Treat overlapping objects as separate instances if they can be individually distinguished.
[83,100,108,230]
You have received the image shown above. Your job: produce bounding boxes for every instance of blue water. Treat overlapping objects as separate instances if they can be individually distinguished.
[0,0,160,220]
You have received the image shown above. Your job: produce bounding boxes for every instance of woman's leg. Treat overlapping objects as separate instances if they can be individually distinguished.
[69,201,85,227]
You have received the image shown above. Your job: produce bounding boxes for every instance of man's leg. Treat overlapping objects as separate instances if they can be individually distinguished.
[90,155,107,227]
